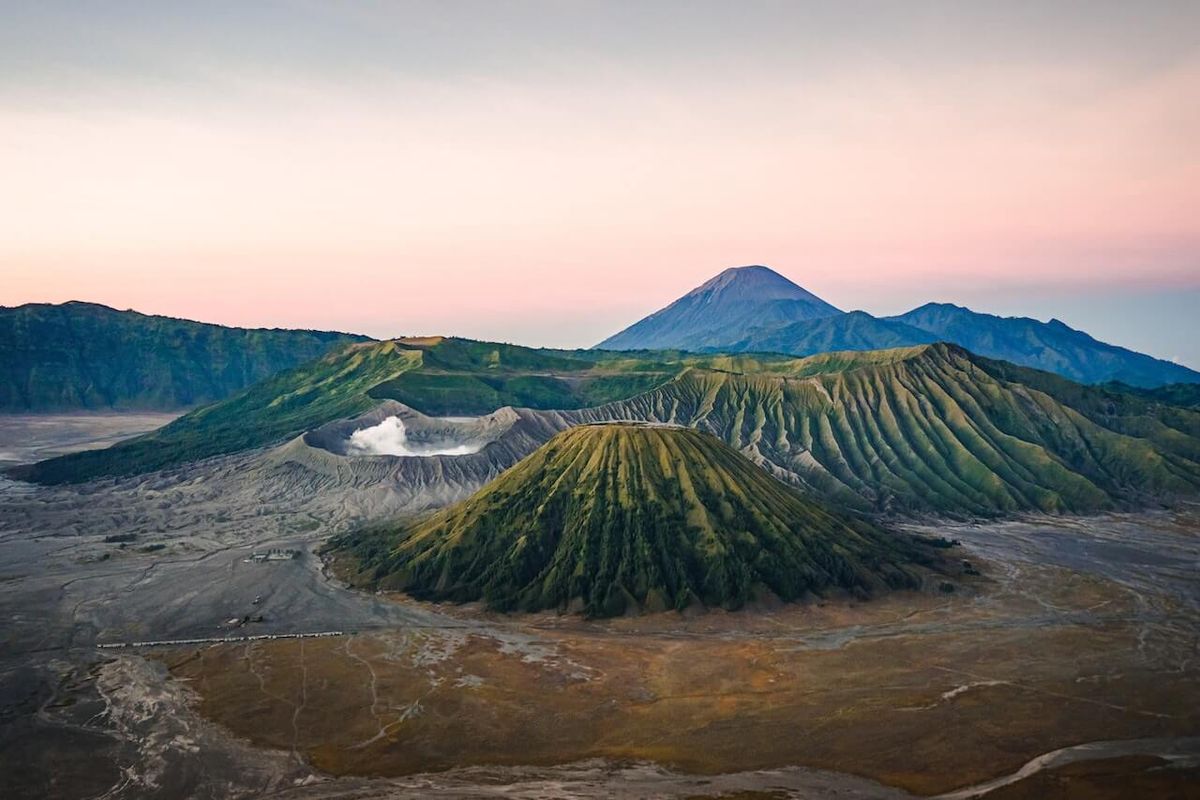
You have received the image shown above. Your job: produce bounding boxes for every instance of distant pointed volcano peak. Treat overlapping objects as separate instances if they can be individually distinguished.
[595,265,841,351]
[695,265,814,297]
[704,264,785,282]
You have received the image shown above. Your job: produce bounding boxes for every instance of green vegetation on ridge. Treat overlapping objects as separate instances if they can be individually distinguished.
[10,337,688,483]
[14,338,1200,519]
[1099,381,1200,410]
[0,301,368,411]
[368,339,673,415]
[599,343,1200,514]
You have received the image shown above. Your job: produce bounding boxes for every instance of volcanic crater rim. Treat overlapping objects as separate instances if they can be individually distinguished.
[303,400,518,459]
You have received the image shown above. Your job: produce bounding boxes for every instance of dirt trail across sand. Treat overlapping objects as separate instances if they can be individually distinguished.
[933,736,1200,799]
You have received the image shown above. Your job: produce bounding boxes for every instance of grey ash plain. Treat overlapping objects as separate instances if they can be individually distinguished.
[0,413,1198,799]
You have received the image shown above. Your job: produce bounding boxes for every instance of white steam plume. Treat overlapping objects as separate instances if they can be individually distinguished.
[345,416,482,457]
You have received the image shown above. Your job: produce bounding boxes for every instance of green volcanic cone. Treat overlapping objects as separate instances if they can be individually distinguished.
[335,424,932,616]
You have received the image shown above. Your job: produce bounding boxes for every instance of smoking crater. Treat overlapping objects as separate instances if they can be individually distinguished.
[345,416,485,457]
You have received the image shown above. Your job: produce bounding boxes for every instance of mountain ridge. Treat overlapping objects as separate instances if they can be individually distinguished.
[15,337,1200,519]
[0,301,371,411]
[595,267,1199,387]
[590,342,1200,514]
[712,310,937,357]
[6,337,686,484]
[887,302,1200,387]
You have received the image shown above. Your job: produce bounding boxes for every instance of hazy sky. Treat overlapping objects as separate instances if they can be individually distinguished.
[2,2,1198,364]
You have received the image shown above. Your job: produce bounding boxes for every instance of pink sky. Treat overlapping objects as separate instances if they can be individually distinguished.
[2,3,1197,357]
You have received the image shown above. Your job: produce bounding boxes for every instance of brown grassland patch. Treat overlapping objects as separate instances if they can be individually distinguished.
[161,561,1199,796]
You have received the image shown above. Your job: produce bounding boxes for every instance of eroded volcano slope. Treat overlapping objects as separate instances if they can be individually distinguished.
[333,424,931,616]
[579,344,1200,514]
[18,339,1200,518]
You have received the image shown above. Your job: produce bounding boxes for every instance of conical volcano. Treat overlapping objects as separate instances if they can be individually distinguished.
[336,424,930,616]
[596,265,842,351]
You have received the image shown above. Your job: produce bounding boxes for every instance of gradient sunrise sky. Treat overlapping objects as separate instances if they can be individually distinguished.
[2,2,1198,364]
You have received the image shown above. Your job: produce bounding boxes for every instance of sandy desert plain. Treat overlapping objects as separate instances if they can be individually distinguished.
[1,414,1198,800]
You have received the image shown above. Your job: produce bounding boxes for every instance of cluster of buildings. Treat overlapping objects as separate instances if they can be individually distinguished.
[243,548,300,563]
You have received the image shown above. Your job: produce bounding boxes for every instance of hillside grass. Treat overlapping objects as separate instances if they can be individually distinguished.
[14,339,1200,517]
[332,425,936,616]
